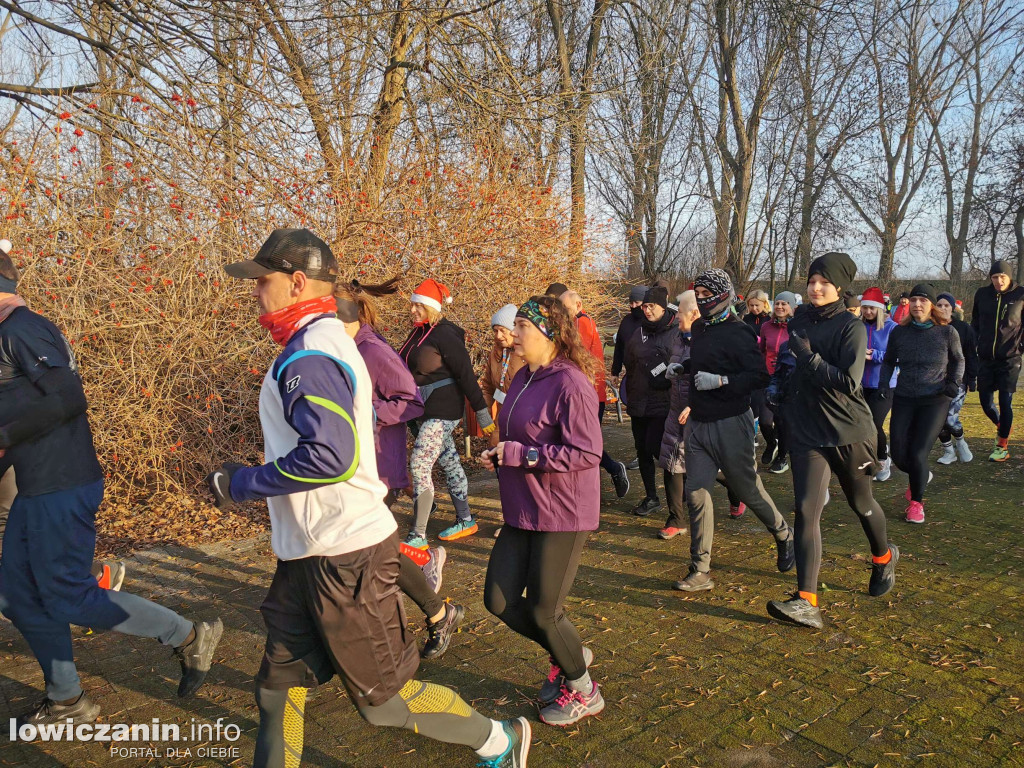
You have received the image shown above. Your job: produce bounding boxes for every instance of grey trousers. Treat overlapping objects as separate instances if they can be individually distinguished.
[684,410,789,572]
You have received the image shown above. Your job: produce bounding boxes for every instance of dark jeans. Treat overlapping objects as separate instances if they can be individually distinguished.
[631,415,667,500]
[790,444,889,594]
[864,387,893,460]
[0,481,193,701]
[890,394,951,502]
[484,525,589,680]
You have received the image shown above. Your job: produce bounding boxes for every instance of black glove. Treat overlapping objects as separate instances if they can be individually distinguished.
[942,381,960,399]
[788,331,812,361]
[967,378,977,392]
[205,462,246,509]
[877,384,891,400]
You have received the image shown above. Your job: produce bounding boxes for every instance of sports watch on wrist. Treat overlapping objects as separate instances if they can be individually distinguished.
[526,447,539,467]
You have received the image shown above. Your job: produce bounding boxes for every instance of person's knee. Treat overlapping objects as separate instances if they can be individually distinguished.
[482,583,508,619]
[359,693,410,728]
[527,601,559,635]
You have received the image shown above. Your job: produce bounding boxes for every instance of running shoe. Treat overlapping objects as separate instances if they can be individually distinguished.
[776,527,795,572]
[422,546,446,593]
[904,472,933,502]
[539,682,605,727]
[174,618,224,697]
[422,603,464,660]
[761,441,778,466]
[477,716,531,768]
[626,458,640,470]
[769,456,789,474]
[91,560,125,591]
[404,532,429,550]
[673,567,714,592]
[729,502,746,519]
[873,457,891,482]
[954,437,973,463]
[17,694,101,729]
[658,526,685,539]
[539,646,594,705]
[611,462,630,498]
[439,518,478,541]
[905,501,925,524]
[767,595,823,629]
[868,544,899,597]
[989,442,1009,462]
[632,497,661,517]
[936,442,957,465]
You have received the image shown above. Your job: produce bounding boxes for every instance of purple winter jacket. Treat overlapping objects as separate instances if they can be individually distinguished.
[354,323,424,490]
[497,356,602,532]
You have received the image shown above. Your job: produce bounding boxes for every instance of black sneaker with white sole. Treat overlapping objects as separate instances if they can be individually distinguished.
[767,595,823,629]
[776,527,795,572]
[632,497,661,517]
[174,618,224,697]
[421,603,464,659]
[611,462,630,498]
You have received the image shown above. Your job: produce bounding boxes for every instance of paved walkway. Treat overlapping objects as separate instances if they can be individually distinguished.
[2,406,1022,767]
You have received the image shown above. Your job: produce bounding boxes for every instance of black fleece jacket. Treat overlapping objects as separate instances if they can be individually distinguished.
[971,282,1024,363]
[398,318,488,422]
[780,300,877,451]
[687,315,769,423]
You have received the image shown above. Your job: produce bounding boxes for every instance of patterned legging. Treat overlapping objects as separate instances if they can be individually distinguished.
[410,419,470,535]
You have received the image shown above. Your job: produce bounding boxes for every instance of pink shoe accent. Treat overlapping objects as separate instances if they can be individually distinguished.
[546,660,562,684]
[905,501,925,524]
[905,486,912,502]
[729,503,746,519]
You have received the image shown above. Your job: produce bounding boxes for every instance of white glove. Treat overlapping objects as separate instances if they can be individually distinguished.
[694,371,727,390]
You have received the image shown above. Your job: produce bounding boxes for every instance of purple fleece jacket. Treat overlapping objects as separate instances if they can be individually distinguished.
[354,323,424,490]
[496,356,602,532]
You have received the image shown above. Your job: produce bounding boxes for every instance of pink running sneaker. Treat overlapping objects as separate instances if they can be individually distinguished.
[905,501,925,524]
[729,502,746,519]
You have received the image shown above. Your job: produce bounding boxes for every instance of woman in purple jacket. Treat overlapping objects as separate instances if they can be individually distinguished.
[859,287,898,481]
[479,295,604,728]
[336,280,464,661]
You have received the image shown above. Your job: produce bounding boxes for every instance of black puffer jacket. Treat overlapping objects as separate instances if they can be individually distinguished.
[780,300,876,451]
[971,282,1024,363]
[397,318,489,422]
[951,318,978,390]
[623,310,676,418]
[611,307,643,377]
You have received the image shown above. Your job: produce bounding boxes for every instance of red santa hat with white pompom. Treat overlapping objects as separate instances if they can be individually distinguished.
[410,278,452,312]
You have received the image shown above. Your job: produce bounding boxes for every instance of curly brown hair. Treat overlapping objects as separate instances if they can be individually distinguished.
[334,276,401,328]
[523,294,596,383]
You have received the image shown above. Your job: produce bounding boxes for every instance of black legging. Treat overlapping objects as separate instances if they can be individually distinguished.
[979,388,1014,439]
[663,470,741,530]
[484,526,588,680]
[631,415,666,500]
[889,394,951,502]
[791,444,889,594]
[753,390,787,459]
[863,387,892,460]
[597,402,620,474]
[398,554,443,620]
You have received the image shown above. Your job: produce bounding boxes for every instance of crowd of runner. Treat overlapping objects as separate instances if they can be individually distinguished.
[0,230,1021,767]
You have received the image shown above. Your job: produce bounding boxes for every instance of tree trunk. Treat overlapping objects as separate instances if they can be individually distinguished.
[1015,203,1024,285]
[878,220,898,283]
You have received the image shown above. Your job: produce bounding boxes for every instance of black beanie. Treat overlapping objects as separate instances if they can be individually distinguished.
[643,285,668,309]
[843,291,859,308]
[808,252,857,292]
[545,282,569,297]
[909,283,937,305]
[990,260,1013,278]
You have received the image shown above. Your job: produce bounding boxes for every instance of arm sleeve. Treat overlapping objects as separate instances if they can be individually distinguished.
[611,318,628,376]
[720,332,770,397]
[501,390,602,473]
[880,328,898,388]
[443,337,488,415]
[804,321,868,395]
[964,326,979,386]
[946,327,965,387]
[230,354,361,501]
[372,349,424,428]
[869,328,887,362]
[970,289,981,335]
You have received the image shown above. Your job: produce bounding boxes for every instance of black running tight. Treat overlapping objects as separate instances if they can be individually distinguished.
[484,526,588,680]
[979,388,1014,439]
[889,395,951,502]
[631,416,666,501]
[398,552,443,620]
[790,445,889,595]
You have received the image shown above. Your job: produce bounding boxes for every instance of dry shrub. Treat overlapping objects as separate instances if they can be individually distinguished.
[1,107,618,551]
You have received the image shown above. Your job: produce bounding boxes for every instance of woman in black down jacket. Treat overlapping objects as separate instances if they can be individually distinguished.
[624,286,676,517]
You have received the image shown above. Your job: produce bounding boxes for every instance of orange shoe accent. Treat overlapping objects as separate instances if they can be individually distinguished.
[798,590,818,607]
[96,564,112,590]
[400,543,431,566]
[998,437,1009,448]
[439,522,478,541]
[872,548,892,565]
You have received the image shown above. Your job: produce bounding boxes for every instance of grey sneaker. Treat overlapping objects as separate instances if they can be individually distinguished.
[91,560,125,591]
[868,544,899,597]
[626,458,640,471]
[421,603,464,660]
[422,546,446,593]
[767,595,823,629]
[174,618,224,697]
[478,716,531,767]
[873,457,891,482]
[673,568,714,592]
[539,646,594,705]
[539,682,605,727]
[17,694,101,729]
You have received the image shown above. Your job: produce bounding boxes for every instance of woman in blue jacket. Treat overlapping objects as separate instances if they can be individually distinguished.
[859,287,897,481]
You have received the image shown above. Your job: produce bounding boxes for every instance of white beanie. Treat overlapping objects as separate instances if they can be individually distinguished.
[490,303,517,331]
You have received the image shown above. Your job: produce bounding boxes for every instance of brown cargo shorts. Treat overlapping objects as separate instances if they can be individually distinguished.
[255,532,420,707]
